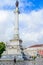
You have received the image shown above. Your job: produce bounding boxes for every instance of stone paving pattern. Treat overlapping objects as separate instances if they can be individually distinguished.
[0,57,43,65]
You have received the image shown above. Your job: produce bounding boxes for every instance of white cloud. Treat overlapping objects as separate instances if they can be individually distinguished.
[19,9,43,28]
[19,9,43,46]
[0,10,14,41]
[0,9,43,47]
[0,0,16,6]
[0,11,8,23]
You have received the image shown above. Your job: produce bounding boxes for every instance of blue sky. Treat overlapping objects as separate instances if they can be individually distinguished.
[0,0,43,47]
[0,0,43,11]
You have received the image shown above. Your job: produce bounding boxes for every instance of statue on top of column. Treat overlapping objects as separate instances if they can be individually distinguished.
[16,0,19,7]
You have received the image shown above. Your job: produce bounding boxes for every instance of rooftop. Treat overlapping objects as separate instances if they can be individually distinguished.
[29,44,43,48]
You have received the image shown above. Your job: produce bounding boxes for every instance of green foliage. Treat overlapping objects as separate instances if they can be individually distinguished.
[32,56,36,60]
[0,42,6,57]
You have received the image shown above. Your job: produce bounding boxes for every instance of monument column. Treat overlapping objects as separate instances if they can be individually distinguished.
[2,0,28,61]
[14,0,19,39]
[6,0,23,55]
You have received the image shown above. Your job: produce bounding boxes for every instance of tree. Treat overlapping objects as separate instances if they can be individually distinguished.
[0,42,6,57]
[32,56,37,65]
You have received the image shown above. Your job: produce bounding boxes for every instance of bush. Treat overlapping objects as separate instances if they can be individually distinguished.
[0,42,6,57]
[32,56,36,60]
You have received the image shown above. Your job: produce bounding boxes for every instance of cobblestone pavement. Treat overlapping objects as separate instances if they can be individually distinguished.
[0,57,43,65]
[15,57,43,65]
[15,60,43,65]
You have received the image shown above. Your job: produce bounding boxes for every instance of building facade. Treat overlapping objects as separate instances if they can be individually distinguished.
[24,44,43,56]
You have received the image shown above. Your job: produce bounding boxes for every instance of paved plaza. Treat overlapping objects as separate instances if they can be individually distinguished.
[14,57,43,65]
[0,57,43,65]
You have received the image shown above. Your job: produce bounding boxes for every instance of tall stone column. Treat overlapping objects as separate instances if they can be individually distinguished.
[6,0,23,56]
[14,0,19,40]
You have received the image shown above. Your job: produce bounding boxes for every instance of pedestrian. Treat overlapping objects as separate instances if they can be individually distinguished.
[14,57,16,65]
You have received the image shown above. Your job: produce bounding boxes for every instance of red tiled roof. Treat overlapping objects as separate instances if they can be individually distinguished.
[29,44,43,48]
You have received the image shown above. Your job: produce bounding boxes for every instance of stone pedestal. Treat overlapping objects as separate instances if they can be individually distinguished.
[6,39,22,55]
